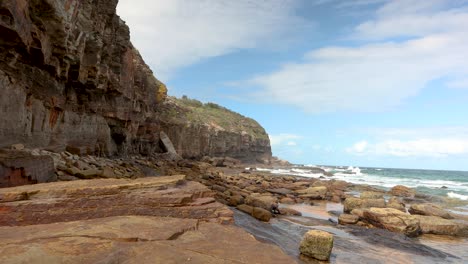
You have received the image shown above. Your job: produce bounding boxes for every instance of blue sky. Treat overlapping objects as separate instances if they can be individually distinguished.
[118,0,468,170]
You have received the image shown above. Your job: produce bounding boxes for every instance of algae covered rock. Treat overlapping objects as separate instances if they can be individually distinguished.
[299,230,334,261]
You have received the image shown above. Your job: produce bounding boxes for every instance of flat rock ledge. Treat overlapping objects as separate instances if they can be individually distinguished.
[0,175,296,263]
[0,175,233,226]
[0,215,295,264]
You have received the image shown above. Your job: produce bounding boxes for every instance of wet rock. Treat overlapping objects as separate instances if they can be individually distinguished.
[237,204,254,215]
[361,208,421,237]
[390,185,416,198]
[409,203,454,219]
[279,207,302,216]
[339,214,359,225]
[252,207,272,222]
[299,230,334,261]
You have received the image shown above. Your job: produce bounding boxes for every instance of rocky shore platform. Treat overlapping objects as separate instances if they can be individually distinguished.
[1,148,468,263]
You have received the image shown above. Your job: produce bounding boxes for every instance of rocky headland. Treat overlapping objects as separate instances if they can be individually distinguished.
[1,0,468,263]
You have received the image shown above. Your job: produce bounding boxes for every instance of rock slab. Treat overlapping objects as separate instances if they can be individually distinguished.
[0,175,233,226]
[299,230,334,261]
[0,216,296,264]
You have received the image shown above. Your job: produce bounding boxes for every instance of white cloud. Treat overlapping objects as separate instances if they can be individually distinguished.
[347,140,369,154]
[269,133,302,146]
[346,126,468,157]
[247,0,468,113]
[347,138,468,157]
[117,0,306,80]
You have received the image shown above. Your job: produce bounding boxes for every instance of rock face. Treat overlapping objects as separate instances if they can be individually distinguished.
[299,230,334,261]
[0,175,233,226]
[0,0,272,164]
[0,149,56,187]
[159,97,272,163]
[0,215,296,263]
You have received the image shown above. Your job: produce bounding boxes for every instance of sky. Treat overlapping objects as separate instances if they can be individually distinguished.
[117,0,468,171]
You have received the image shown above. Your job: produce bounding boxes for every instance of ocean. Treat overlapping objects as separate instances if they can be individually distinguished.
[256,165,468,213]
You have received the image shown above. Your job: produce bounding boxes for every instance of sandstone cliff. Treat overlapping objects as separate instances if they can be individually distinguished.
[159,97,271,163]
[0,0,271,163]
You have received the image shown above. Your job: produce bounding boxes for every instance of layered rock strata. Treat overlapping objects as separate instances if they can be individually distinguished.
[0,175,233,226]
[0,0,272,163]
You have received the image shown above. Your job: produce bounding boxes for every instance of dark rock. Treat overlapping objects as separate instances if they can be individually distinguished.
[0,150,56,187]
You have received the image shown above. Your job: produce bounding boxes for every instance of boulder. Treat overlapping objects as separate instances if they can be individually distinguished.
[75,169,103,179]
[228,194,244,206]
[237,204,254,215]
[387,197,406,212]
[409,203,453,219]
[361,208,421,237]
[338,214,359,225]
[296,186,328,199]
[390,185,415,198]
[279,207,302,216]
[299,230,334,261]
[252,207,272,222]
[343,197,386,213]
[280,197,295,204]
[360,191,384,199]
[245,194,278,211]
[413,215,467,236]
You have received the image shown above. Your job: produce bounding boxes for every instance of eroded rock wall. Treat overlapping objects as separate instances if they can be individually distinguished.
[0,0,167,156]
[0,0,272,163]
[161,121,272,163]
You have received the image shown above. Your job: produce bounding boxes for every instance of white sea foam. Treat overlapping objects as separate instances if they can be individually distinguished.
[448,192,468,201]
[258,166,468,196]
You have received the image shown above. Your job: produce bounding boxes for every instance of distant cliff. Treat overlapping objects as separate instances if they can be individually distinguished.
[159,97,271,163]
[0,0,271,163]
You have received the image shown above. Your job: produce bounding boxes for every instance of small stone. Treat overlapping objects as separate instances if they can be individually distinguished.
[338,214,359,225]
[299,230,334,261]
[10,144,25,150]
